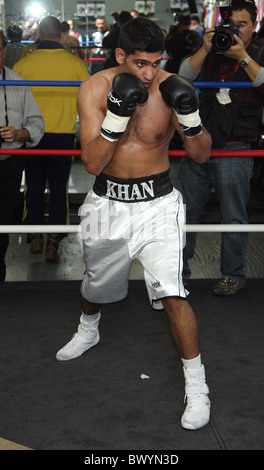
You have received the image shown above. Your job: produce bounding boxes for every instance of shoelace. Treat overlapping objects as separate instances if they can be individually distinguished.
[185,383,209,395]
[184,393,205,411]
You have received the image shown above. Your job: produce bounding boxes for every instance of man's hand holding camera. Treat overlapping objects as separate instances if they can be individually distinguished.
[201,27,245,59]
[201,27,217,54]
[218,33,248,61]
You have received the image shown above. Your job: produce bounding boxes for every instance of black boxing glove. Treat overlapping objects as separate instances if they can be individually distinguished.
[159,75,202,138]
[101,73,148,142]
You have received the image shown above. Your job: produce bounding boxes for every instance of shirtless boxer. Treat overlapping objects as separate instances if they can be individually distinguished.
[56,18,212,430]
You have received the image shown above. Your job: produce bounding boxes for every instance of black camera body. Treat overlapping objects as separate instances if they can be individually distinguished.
[212,1,240,52]
[212,20,240,51]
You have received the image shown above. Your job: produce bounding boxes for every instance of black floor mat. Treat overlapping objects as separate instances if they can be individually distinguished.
[0,280,263,451]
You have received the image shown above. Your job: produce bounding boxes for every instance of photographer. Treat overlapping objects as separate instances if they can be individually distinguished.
[177,0,264,296]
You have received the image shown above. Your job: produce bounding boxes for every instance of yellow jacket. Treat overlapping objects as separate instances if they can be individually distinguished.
[13,47,89,134]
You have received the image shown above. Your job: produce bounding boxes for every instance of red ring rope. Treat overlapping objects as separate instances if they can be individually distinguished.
[1,149,264,157]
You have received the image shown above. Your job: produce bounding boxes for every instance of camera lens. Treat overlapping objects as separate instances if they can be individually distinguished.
[212,31,233,51]
[215,32,232,50]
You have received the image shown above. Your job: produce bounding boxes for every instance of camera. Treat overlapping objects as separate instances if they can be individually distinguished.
[212,22,240,51]
[212,0,240,52]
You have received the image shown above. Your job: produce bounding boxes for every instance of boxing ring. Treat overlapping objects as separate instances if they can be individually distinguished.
[1,145,264,233]
[1,78,264,453]
[1,78,264,234]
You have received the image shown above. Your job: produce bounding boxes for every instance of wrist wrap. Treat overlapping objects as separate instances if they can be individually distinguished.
[101,110,130,142]
[175,109,202,138]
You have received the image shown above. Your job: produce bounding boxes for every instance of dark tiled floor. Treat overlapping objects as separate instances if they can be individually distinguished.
[1,279,264,450]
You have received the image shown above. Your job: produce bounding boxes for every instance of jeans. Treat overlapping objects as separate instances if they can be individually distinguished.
[23,133,74,226]
[0,155,26,280]
[176,143,254,283]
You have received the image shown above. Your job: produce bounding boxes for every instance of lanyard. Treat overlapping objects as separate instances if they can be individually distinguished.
[219,61,240,82]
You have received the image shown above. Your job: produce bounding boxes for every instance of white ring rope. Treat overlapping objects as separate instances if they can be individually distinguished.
[1,224,264,233]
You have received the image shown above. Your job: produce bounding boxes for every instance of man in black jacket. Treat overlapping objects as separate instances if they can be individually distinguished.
[102,11,132,69]
[165,14,202,73]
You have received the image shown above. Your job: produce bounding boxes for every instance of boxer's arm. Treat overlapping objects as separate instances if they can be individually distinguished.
[77,76,116,175]
[101,73,148,142]
[160,75,202,137]
[173,114,212,164]
[77,73,148,175]
[160,74,211,163]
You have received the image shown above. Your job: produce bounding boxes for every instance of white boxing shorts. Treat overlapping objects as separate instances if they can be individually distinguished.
[79,170,188,310]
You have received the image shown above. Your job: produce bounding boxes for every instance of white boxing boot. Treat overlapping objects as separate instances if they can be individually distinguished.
[56,312,101,361]
[181,365,210,430]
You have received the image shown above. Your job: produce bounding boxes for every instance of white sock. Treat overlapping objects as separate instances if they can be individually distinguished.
[81,311,100,327]
[181,354,201,370]
[82,311,100,319]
